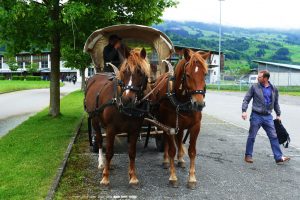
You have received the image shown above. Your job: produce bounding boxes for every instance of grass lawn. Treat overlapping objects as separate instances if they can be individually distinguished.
[0,80,63,93]
[0,91,84,200]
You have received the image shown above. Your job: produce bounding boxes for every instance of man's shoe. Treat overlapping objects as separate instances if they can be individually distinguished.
[244,156,253,163]
[276,156,290,165]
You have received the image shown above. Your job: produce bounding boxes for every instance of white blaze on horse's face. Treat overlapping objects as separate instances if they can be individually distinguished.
[125,75,133,95]
[195,66,199,73]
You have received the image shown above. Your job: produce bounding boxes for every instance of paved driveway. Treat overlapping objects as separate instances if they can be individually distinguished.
[0,82,80,137]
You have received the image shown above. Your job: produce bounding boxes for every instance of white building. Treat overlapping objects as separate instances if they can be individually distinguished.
[0,52,78,80]
[253,60,300,86]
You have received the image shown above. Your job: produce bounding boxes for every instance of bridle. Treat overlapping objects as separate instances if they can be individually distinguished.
[180,61,206,97]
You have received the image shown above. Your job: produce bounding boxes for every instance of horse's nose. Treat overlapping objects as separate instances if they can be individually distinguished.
[121,94,136,107]
[191,98,205,111]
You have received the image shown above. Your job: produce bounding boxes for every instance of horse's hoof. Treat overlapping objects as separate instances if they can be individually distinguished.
[100,179,110,186]
[129,183,139,190]
[98,164,104,170]
[178,162,186,168]
[169,180,178,188]
[187,182,197,190]
[163,162,169,169]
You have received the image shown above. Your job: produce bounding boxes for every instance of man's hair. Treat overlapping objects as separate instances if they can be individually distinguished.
[259,70,270,79]
[109,34,121,45]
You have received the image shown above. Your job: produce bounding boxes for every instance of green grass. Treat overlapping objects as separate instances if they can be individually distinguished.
[0,80,64,93]
[0,91,84,200]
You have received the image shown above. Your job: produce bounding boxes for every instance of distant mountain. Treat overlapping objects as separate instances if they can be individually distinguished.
[153,21,300,71]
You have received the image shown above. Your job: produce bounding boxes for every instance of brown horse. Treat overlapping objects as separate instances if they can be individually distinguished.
[149,49,210,189]
[85,48,150,187]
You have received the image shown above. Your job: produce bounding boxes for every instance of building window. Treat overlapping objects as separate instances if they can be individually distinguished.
[41,61,48,68]
[18,62,23,68]
[0,56,2,69]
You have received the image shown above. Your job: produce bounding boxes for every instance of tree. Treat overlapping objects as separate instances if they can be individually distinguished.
[7,58,19,72]
[0,0,177,117]
[26,63,39,74]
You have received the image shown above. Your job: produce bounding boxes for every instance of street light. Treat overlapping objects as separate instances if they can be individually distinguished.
[218,0,224,89]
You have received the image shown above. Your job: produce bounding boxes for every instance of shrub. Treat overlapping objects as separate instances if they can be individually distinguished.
[12,76,25,80]
[26,76,42,81]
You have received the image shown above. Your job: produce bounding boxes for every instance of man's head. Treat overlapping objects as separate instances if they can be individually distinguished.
[258,70,270,84]
[109,34,121,46]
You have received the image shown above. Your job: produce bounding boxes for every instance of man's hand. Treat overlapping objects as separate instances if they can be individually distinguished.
[276,116,281,121]
[242,112,247,120]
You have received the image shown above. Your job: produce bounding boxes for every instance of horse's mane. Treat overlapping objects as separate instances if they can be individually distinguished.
[176,50,208,75]
[118,48,151,80]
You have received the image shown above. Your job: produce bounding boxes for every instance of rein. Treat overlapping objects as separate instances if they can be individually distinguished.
[88,76,149,118]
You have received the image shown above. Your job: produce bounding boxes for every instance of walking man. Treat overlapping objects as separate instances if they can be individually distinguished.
[242,70,290,164]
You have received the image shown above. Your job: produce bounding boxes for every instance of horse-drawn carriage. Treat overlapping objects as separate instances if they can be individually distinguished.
[84,24,175,153]
[84,24,210,188]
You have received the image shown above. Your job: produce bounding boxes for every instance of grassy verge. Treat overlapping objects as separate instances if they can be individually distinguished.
[0,80,64,93]
[207,84,300,96]
[54,115,93,200]
[0,91,84,200]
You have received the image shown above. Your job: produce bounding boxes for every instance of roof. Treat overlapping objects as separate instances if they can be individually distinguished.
[253,60,300,71]
[84,24,174,69]
[174,45,222,55]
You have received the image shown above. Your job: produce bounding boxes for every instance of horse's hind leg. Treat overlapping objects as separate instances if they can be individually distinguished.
[177,129,186,168]
[92,118,104,170]
[128,132,139,186]
[100,128,115,186]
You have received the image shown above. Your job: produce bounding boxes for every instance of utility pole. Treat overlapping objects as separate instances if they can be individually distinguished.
[218,0,225,90]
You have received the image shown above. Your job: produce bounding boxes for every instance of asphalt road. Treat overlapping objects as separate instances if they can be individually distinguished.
[203,91,300,150]
[59,114,300,200]
[0,82,80,137]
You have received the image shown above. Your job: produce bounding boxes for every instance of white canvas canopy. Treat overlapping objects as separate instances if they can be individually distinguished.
[84,24,174,73]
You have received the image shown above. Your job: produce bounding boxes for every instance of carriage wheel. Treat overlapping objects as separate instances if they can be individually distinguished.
[91,131,99,153]
[155,134,165,152]
[88,118,99,153]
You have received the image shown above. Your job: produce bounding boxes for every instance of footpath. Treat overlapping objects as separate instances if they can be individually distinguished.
[0,82,80,137]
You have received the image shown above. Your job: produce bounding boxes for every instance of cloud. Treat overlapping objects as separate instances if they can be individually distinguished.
[163,0,300,29]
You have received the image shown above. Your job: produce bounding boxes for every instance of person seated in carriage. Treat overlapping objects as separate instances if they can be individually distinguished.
[103,34,125,72]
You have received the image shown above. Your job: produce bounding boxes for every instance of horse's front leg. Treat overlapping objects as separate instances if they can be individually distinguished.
[128,131,139,186]
[187,123,200,189]
[166,133,178,187]
[176,129,185,168]
[92,118,104,170]
[100,129,115,186]
[163,135,169,169]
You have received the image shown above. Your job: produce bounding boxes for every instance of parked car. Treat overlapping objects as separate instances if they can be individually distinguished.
[236,79,249,85]
[249,75,258,84]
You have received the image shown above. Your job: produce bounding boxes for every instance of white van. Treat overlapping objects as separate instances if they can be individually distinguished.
[249,75,258,84]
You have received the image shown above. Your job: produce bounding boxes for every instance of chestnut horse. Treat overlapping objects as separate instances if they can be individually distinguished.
[149,49,210,189]
[85,48,150,187]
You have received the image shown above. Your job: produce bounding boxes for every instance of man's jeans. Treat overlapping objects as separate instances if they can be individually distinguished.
[245,112,283,161]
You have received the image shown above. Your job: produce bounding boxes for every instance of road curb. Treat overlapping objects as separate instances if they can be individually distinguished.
[45,116,84,200]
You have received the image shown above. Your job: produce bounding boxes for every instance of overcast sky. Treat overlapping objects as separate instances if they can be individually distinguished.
[163,0,300,29]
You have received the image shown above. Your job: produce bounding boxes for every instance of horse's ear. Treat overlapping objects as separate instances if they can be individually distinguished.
[140,48,146,59]
[183,49,190,61]
[201,51,211,61]
[124,47,131,59]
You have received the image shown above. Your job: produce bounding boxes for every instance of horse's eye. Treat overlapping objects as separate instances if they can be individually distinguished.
[186,74,191,79]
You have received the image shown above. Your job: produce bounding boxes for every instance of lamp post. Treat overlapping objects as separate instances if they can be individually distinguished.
[218,0,224,90]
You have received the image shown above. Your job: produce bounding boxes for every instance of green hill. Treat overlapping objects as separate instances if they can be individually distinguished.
[153,21,300,72]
